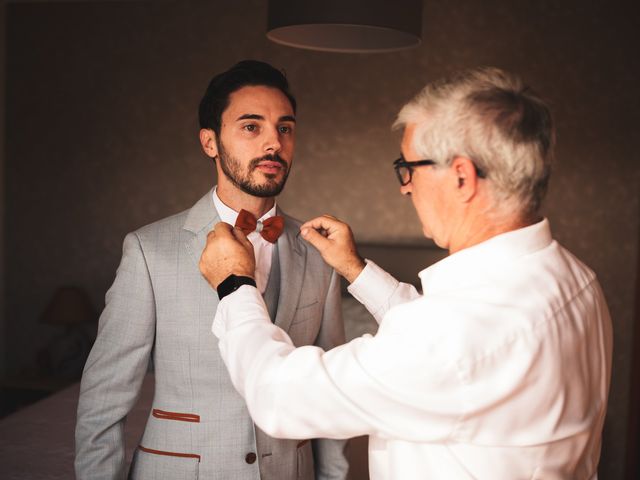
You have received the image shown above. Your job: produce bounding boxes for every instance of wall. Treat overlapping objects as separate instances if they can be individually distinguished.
[0,0,6,378]
[4,1,639,478]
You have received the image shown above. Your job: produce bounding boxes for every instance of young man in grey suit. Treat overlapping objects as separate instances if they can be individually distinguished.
[75,60,349,480]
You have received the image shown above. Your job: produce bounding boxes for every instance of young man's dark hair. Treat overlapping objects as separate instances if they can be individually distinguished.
[198,60,297,135]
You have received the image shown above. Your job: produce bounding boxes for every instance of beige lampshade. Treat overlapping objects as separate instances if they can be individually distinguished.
[40,286,97,326]
[267,0,422,53]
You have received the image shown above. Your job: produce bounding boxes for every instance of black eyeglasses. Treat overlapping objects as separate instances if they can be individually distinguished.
[393,156,487,186]
[393,157,437,186]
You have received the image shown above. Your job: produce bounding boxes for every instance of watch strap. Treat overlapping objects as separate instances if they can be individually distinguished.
[217,274,257,300]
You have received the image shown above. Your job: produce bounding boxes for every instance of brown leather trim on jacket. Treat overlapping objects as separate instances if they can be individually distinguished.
[139,445,201,461]
[152,408,200,423]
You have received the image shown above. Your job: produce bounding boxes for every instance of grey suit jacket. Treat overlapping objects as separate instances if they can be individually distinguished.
[75,189,348,480]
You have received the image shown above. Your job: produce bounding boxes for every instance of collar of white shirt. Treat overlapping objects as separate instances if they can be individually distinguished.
[419,218,553,294]
[212,187,278,228]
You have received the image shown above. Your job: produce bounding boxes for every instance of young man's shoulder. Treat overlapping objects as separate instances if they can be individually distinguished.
[131,190,215,242]
[133,207,192,240]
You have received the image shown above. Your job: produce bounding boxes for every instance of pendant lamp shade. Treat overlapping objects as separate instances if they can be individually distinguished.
[267,0,423,53]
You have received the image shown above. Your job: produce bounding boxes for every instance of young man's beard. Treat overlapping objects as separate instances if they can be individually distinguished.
[217,139,290,198]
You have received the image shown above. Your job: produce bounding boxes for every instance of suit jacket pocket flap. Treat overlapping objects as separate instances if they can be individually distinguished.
[152,408,200,423]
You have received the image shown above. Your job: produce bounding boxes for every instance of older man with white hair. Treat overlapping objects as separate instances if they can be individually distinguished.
[199,67,612,480]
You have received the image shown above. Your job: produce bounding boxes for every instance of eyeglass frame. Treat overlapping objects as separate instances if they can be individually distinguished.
[393,157,436,186]
[393,155,486,186]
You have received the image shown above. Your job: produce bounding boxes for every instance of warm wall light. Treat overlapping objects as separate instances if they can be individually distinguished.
[267,0,423,53]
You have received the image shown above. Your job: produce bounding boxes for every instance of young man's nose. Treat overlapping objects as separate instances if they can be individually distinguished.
[263,127,282,152]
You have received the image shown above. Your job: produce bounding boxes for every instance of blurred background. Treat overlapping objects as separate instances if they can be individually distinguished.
[0,0,638,478]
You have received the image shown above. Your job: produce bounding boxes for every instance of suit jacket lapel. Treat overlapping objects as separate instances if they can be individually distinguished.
[273,208,306,332]
[182,195,306,331]
[183,188,220,268]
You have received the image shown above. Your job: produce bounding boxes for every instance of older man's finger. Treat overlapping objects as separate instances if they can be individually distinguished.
[232,227,254,250]
[300,225,332,252]
[301,215,343,235]
[213,221,235,237]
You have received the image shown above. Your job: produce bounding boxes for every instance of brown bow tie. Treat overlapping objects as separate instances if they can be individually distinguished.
[234,209,284,244]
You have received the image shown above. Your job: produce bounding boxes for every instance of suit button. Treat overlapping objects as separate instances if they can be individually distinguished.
[245,452,257,464]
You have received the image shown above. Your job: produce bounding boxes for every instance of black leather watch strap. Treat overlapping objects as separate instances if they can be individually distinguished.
[217,274,257,300]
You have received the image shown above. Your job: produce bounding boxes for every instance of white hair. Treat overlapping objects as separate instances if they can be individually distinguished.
[394,67,554,216]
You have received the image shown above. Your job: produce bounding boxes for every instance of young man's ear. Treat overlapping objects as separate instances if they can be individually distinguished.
[451,156,479,202]
[199,129,219,159]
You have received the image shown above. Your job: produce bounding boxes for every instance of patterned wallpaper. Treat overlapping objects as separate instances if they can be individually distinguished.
[5,1,639,477]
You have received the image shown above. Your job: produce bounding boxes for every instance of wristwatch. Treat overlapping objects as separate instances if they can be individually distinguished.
[217,274,257,300]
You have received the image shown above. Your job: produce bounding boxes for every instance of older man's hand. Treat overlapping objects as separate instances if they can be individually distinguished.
[199,222,256,290]
[300,215,365,283]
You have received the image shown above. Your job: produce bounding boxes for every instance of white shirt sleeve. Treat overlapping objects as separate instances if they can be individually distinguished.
[347,260,421,323]
[213,285,369,439]
[212,285,464,442]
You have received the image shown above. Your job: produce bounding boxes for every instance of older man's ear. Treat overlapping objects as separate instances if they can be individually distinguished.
[452,156,481,203]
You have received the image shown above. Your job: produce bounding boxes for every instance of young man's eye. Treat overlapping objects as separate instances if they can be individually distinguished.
[278,125,293,134]
[243,124,257,132]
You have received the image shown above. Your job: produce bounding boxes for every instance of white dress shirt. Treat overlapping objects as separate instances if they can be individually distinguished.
[212,188,276,293]
[212,219,612,480]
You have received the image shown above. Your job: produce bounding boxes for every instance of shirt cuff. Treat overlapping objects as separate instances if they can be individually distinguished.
[212,284,267,339]
[347,259,399,315]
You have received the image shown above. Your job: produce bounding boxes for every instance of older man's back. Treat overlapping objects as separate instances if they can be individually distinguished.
[349,219,611,479]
